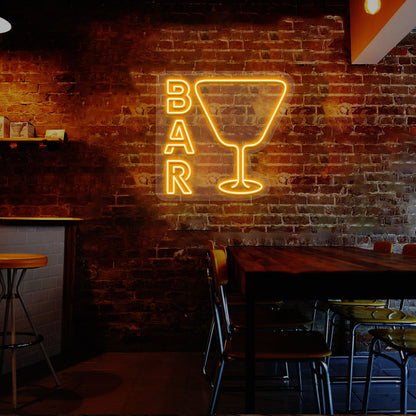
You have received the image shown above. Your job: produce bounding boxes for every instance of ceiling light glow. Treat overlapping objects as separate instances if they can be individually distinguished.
[365,0,381,15]
[0,17,11,33]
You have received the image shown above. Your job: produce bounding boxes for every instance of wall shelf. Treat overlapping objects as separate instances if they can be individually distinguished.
[0,137,66,143]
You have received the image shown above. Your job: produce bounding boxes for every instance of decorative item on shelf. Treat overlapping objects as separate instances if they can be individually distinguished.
[10,121,35,138]
[0,116,10,138]
[0,119,67,148]
[45,129,67,142]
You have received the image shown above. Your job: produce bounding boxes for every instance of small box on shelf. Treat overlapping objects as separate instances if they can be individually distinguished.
[10,122,35,138]
[0,117,10,138]
[45,129,67,141]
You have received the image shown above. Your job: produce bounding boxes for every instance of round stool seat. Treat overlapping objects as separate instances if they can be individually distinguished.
[0,253,48,269]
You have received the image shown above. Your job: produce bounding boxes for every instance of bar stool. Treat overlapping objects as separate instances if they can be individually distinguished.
[0,253,60,410]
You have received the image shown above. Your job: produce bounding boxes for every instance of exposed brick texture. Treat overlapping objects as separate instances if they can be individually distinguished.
[0,0,415,352]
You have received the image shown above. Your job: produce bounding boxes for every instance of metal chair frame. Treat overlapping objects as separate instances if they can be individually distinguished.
[362,244,416,414]
[322,241,406,412]
[363,331,416,414]
[203,241,311,381]
[328,306,416,412]
[209,282,333,415]
[203,252,295,386]
[207,243,333,415]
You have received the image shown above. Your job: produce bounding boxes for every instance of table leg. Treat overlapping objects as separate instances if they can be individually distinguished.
[245,276,255,413]
[10,270,17,410]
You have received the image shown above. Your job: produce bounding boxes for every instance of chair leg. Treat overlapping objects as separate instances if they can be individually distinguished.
[327,312,337,367]
[297,361,303,397]
[310,359,333,415]
[10,272,17,411]
[310,361,322,414]
[400,352,408,415]
[319,360,334,415]
[203,316,215,376]
[209,358,225,416]
[324,308,332,344]
[362,337,376,414]
[346,324,359,412]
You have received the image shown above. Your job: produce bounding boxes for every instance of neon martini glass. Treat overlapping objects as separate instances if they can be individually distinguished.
[195,78,288,195]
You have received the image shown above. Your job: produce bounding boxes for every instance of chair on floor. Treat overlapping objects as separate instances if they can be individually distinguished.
[313,241,392,342]
[203,240,312,380]
[329,306,416,412]
[363,328,416,414]
[361,243,416,413]
[208,243,333,415]
[325,240,416,412]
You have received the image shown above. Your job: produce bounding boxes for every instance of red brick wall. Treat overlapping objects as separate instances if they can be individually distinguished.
[0,1,415,352]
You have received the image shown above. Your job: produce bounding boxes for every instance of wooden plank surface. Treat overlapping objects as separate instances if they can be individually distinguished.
[228,246,416,299]
[229,246,416,273]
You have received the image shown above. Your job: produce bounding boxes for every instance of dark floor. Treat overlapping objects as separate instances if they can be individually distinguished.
[1,349,416,415]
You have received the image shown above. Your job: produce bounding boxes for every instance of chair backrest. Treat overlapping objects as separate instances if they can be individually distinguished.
[208,241,233,344]
[403,244,416,257]
[208,241,229,291]
[373,241,393,253]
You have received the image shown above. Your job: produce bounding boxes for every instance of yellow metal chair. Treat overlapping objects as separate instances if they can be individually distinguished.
[326,242,416,412]
[208,243,333,415]
[330,306,416,412]
[363,328,416,414]
[328,242,392,310]
[314,241,391,342]
[362,243,416,414]
[203,241,312,379]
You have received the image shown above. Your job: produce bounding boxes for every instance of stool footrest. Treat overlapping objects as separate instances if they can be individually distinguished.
[0,331,43,350]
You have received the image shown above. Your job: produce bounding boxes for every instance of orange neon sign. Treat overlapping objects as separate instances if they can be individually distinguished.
[156,73,292,200]
[194,79,288,195]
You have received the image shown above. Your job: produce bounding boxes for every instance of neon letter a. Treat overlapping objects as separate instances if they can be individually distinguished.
[164,120,195,155]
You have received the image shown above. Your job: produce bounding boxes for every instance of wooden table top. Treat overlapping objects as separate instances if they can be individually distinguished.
[228,246,416,274]
[228,246,416,299]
